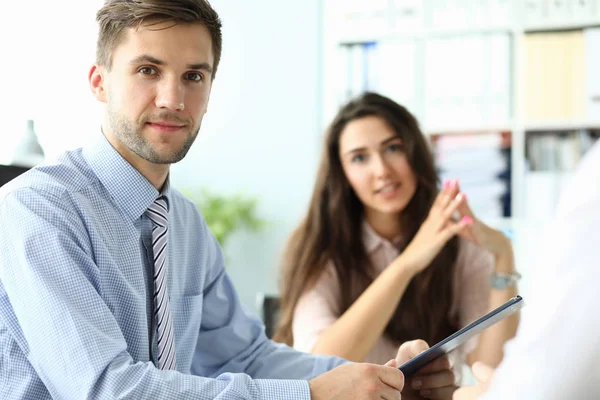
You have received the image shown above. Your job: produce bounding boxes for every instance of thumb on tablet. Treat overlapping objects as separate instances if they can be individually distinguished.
[396,339,430,365]
[384,359,398,367]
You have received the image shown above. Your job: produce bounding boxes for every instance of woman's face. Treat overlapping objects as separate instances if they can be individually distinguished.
[339,115,418,219]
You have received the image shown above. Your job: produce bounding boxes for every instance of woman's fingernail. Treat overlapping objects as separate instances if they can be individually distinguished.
[412,379,422,389]
[451,179,458,188]
[462,216,474,224]
[443,180,450,189]
[460,192,467,200]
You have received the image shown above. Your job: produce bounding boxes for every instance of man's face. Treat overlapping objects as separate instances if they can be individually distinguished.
[92,21,214,165]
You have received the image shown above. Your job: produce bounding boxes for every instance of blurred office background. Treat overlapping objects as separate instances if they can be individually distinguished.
[1,0,599,314]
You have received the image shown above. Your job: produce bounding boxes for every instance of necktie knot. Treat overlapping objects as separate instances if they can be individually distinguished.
[146,196,169,228]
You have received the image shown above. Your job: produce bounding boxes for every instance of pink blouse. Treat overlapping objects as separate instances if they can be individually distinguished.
[292,221,494,365]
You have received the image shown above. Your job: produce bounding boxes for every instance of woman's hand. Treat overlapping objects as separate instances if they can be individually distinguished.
[453,181,512,259]
[397,179,473,274]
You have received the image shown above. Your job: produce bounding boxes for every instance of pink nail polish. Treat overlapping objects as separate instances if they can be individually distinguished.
[443,180,450,189]
[451,179,458,188]
[462,216,473,224]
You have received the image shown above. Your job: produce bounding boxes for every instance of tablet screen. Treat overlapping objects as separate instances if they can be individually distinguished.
[398,295,524,376]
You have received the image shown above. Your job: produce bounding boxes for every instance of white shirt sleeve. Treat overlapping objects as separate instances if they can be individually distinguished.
[481,143,600,399]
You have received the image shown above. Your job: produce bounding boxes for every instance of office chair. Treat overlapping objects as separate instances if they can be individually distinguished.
[256,293,280,339]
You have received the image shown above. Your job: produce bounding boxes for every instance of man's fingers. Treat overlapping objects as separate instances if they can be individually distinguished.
[377,364,405,392]
[385,359,398,368]
[472,362,495,383]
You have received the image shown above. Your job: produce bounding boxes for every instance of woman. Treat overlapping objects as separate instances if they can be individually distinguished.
[274,93,519,375]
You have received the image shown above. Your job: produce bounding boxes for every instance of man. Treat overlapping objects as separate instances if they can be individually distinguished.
[0,1,457,399]
[454,140,600,399]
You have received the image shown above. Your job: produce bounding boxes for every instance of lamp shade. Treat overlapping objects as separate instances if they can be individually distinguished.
[11,120,45,168]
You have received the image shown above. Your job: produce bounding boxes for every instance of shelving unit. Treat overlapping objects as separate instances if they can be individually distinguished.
[320,1,600,301]
[321,0,600,224]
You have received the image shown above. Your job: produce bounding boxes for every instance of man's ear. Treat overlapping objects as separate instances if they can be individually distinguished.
[89,65,108,103]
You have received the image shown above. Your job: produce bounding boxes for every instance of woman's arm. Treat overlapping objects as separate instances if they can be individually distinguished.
[452,181,520,368]
[309,258,416,362]
[468,235,519,367]
[304,183,473,362]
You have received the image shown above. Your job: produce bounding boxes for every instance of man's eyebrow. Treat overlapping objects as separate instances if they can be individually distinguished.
[129,54,165,65]
[129,55,213,73]
[187,62,213,73]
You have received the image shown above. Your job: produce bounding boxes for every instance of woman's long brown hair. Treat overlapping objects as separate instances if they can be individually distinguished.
[273,92,459,349]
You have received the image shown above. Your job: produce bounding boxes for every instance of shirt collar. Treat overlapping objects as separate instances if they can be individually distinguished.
[82,133,171,221]
[362,220,403,253]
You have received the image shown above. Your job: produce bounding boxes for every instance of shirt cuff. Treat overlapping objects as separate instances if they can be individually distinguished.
[254,379,311,400]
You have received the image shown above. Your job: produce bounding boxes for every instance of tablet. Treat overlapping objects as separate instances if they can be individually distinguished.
[398,295,524,376]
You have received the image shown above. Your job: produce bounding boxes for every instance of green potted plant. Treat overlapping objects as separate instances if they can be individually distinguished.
[182,188,267,250]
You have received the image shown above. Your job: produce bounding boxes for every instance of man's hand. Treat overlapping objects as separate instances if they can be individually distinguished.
[452,362,495,400]
[396,340,458,400]
[309,361,404,400]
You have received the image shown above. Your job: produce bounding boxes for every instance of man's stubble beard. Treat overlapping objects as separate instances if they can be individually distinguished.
[108,107,200,165]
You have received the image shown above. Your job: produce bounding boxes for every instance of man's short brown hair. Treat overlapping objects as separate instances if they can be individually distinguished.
[96,0,222,79]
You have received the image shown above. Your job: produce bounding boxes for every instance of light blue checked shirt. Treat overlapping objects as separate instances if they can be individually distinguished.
[0,134,346,399]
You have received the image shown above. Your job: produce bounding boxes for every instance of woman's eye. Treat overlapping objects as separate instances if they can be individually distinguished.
[387,143,403,152]
[351,154,366,163]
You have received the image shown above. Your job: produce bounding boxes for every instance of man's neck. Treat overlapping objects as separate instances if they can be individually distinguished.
[101,127,170,191]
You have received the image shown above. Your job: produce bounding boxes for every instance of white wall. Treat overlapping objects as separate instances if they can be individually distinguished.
[171,0,323,312]
[1,1,324,313]
[0,1,103,162]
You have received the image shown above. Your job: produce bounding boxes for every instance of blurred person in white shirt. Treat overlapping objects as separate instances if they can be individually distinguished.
[454,140,600,400]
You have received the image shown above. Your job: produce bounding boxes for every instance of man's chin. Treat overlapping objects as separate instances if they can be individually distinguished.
[145,151,189,165]
[148,138,197,164]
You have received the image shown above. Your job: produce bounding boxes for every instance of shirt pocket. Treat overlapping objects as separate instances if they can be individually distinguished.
[170,293,203,372]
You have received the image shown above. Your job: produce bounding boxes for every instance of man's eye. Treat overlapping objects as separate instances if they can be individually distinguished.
[139,67,157,75]
[186,72,203,82]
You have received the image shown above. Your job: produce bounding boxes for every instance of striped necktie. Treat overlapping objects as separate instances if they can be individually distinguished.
[146,196,177,370]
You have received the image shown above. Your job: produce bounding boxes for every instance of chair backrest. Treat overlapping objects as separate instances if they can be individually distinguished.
[0,164,29,188]
[256,293,280,339]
